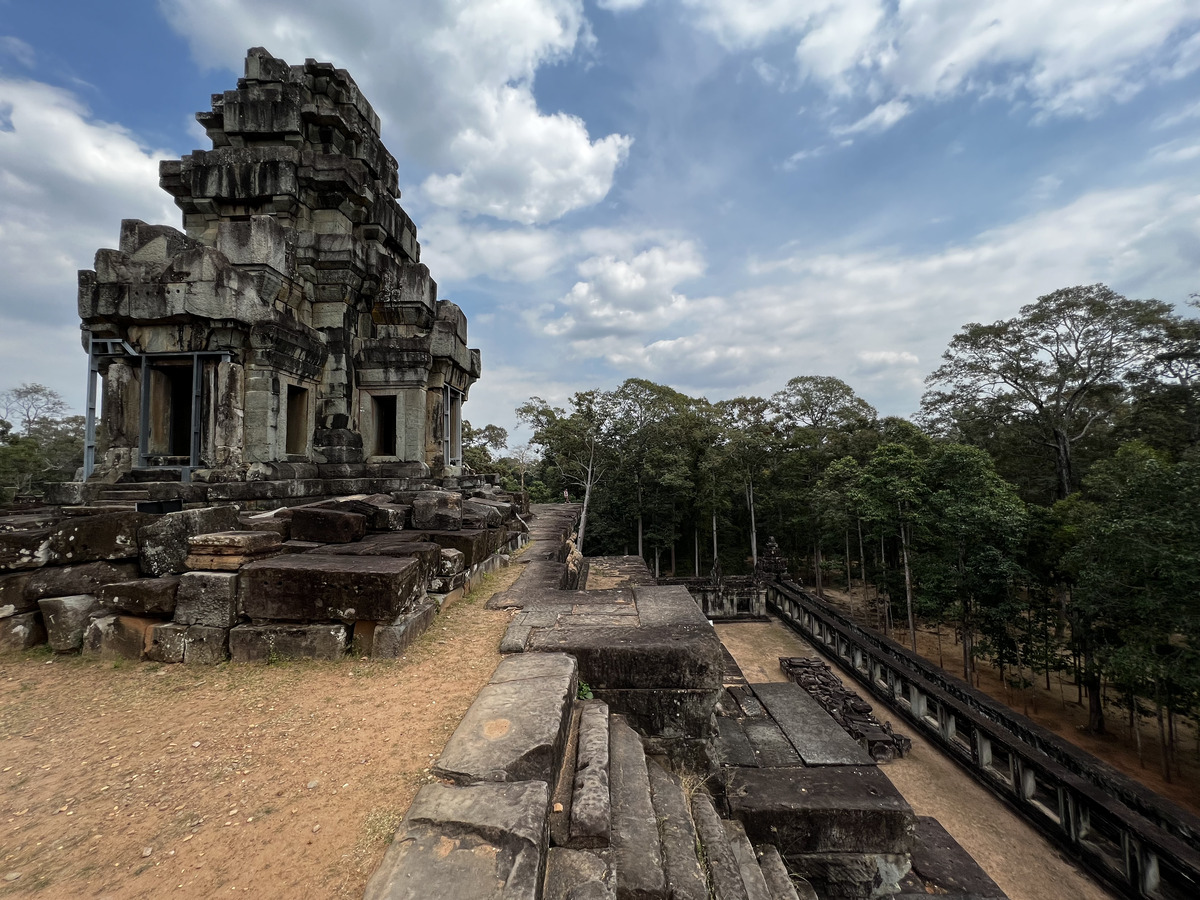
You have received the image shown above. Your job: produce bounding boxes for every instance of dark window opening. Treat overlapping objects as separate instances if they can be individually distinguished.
[374,395,397,456]
[286,385,309,455]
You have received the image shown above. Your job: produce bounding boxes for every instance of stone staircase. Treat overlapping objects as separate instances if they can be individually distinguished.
[363,652,817,900]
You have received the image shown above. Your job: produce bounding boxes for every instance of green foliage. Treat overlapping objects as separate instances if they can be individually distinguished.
[0,384,82,497]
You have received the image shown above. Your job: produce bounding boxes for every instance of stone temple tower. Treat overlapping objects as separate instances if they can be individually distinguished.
[77,48,480,496]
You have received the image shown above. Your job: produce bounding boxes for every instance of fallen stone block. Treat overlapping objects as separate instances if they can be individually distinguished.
[183,625,229,664]
[82,614,156,660]
[570,701,611,849]
[229,623,347,662]
[0,572,36,613]
[289,508,367,543]
[365,503,409,532]
[239,554,422,622]
[24,561,140,602]
[146,622,188,663]
[175,572,239,627]
[903,816,1007,900]
[364,780,549,900]
[726,766,914,856]
[39,594,102,652]
[440,548,466,575]
[411,490,462,531]
[138,506,241,576]
[48,511,148,565]
[185,530,283,571]
[240,516,291,541]
[99,576,180,617]
[462,498,503,528]
[282,540,325,553]
[429,529,501,567]
[370,599,438,658]
[750,681,874,767]
[434,653,577,785]
[544,848,611,900]
[784,852,910,900]
[0,611,46,651]
[0,527,54,571]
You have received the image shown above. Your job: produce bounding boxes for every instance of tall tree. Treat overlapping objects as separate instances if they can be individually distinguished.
[922,284,1171,500]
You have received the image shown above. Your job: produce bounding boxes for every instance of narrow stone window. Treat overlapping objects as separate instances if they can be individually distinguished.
[374,395,397,456]
[285,385,308,455]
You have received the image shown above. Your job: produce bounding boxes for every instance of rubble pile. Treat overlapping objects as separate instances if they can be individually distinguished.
[0,482,527,663]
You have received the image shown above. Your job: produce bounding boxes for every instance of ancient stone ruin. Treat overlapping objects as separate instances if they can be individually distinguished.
[73,47,479,505]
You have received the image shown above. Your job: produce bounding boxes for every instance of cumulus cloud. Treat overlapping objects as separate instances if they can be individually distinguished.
[0,77,176,405]
[682,0,1200,120]
[159,0,630,223]
[536,239,712,340]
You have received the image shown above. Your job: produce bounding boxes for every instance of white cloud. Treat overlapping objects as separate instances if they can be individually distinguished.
[682,1,1200,120]
[596,0,649,10]
[159,0,631,224]
[1151,139,1200,164]
[0,36,36,69]
[0,78,176,407]
[832,99,910,135]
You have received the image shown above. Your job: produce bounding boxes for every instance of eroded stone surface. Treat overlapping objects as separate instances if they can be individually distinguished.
[175,572,239,627]
[229,623,347,662]
[138,507,240,576]
[239,554,420,622]
[99,577,180,617]
[38,595,101,652]
[570,701,611,848]
[609,716,666,900]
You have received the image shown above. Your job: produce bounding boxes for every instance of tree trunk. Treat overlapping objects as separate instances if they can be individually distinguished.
[899,514,916,653]
[813,542,824,598]
[747,474,758,567]
[1084,667,1105,734]
[654,546,661,579]
[1157,689,1172,783]
[577,441,595,555]
[1053,426,1074,500]
[694,528,700,577]
[670,541,676,577]
[712,509,718,568]
[856,518,867,620]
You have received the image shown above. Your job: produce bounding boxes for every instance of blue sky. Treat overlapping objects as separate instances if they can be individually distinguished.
[2,1,1200,445]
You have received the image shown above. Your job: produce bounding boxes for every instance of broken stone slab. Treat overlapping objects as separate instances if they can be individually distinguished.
[646,761,708,900]
[0,527,55,571]
[183,624,229,664]
[304,535,442,582]
[411,490,462,531]
[175,572,239,627]
[370,599,438,658]
[282,540,324,553]
[98,576,180,617]
[0,611,46,651]
[462,498,503,528]
[239,554,421,622]
[741,718,802,768]
[726,767,914,856]
[716,718,758,769]
[609,716,666,900]
[439,548,466,575]
[570,700,611,848]
[691,791,747,900]
[146,622,188,663]
[82,614,157,661]
[544,848,611,900]
[756,845,813,900]
[723,819,772,900]
[749,682,874,767]
[185,530,282,572]
[25,561,140,602]
[366,503,409,532]
[632,585,710,628]
[38,594,102,652]
[590,688,720,743]
[229,623,347,662]
[289,508,367,543]
[364,780,549,900]
[434,653,577,785]
[138,506,241,576]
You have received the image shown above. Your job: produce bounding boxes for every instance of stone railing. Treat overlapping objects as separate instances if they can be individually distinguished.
[768,579,1200,900]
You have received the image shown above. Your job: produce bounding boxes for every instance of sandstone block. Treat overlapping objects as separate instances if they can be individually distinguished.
[39,594,102,652]
[184,625,229,664]
[569,701,611,848]
[0,611,46,651]
[185,530,282,570]
[0,572,36,612]
[175,572,239,627]
[411,490,462,531]
[239,554,421,622]
[138,506,240,576]
[289,508,367,543]
[229,623,347,662]
[370,599,438,658]
[99,576,180,617]
[82,614,156,660]
[439,548,466,576]
[24,561,140,602]
[146,622,188,663]
[0,528,54,571]
[48,511,148,564]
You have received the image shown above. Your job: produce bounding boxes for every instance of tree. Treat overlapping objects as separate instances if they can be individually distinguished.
[713,397,777,568]
[922,285,1171,500]
[0,384,82,496]
[771,375,876,433]
[462,420,508,472]
[0,383,68,435]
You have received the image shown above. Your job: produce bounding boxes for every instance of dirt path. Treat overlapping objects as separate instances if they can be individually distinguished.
[716,619,1116,900]
[0,553,526,899]
[819,584,1200,816]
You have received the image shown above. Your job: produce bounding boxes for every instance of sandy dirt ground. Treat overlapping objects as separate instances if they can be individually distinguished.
[0,553,526,899]
[820,584,1200,816]
[717,619,1116,900]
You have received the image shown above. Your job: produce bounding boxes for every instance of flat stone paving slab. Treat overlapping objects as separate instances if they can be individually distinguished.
[609,716,666,900]
[434,653,577,785]
[364,780,549,900]
[749,682,873,767]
